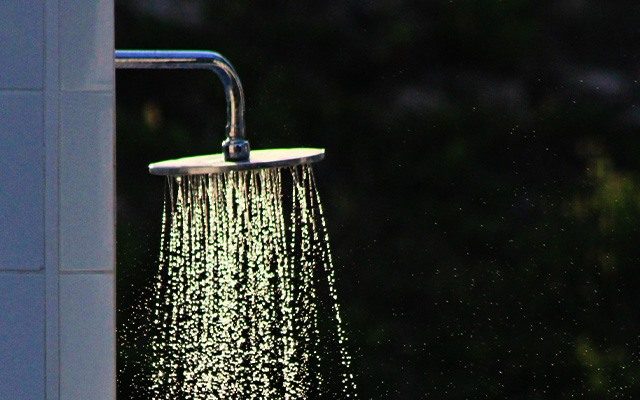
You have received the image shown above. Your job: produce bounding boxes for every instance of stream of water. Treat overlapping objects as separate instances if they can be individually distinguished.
[139,164,357,399]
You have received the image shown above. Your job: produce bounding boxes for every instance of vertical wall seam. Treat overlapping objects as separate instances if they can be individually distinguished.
[56,0,61,392]
[42,0,48,393]
[44,0,61,398]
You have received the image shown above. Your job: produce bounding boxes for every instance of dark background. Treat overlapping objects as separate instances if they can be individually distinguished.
[116,1,640,398]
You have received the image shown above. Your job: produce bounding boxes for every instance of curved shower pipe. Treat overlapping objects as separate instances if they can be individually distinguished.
[115,50,250,161]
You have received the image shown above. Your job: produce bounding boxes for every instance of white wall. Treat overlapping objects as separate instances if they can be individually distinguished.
[0,1,115,399]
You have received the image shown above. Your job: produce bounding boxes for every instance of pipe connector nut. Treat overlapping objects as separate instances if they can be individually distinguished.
[223,138,250,162]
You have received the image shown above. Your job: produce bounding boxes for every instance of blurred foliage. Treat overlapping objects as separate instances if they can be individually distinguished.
[116,1,640,398]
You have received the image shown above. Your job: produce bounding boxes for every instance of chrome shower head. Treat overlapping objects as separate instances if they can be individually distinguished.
[148,148,325,176]
[115,49,324,175]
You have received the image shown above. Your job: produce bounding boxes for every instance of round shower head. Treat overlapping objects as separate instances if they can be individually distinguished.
[148,148,325,176]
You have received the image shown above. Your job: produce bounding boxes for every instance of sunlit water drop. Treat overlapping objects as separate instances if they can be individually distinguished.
[124,165,358,399]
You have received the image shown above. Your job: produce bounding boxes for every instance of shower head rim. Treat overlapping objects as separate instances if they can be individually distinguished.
[148,147,325,176]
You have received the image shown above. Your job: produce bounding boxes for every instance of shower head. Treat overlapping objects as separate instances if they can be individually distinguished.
[148,148,325,175]
[115,49,325,176]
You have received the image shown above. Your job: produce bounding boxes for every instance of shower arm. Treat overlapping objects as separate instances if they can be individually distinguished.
[114,49,250,161]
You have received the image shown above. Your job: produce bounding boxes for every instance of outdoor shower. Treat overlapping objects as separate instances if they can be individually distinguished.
[115,50,325,174]
[116,50,357,399]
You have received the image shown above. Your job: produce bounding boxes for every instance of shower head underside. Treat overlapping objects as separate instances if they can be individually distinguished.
[115,49,324,176]
[148,148,325,175]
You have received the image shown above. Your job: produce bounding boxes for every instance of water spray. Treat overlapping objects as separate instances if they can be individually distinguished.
[117,49,357,399]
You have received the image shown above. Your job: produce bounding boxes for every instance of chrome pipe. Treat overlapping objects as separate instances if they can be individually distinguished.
[115,49,250,161]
